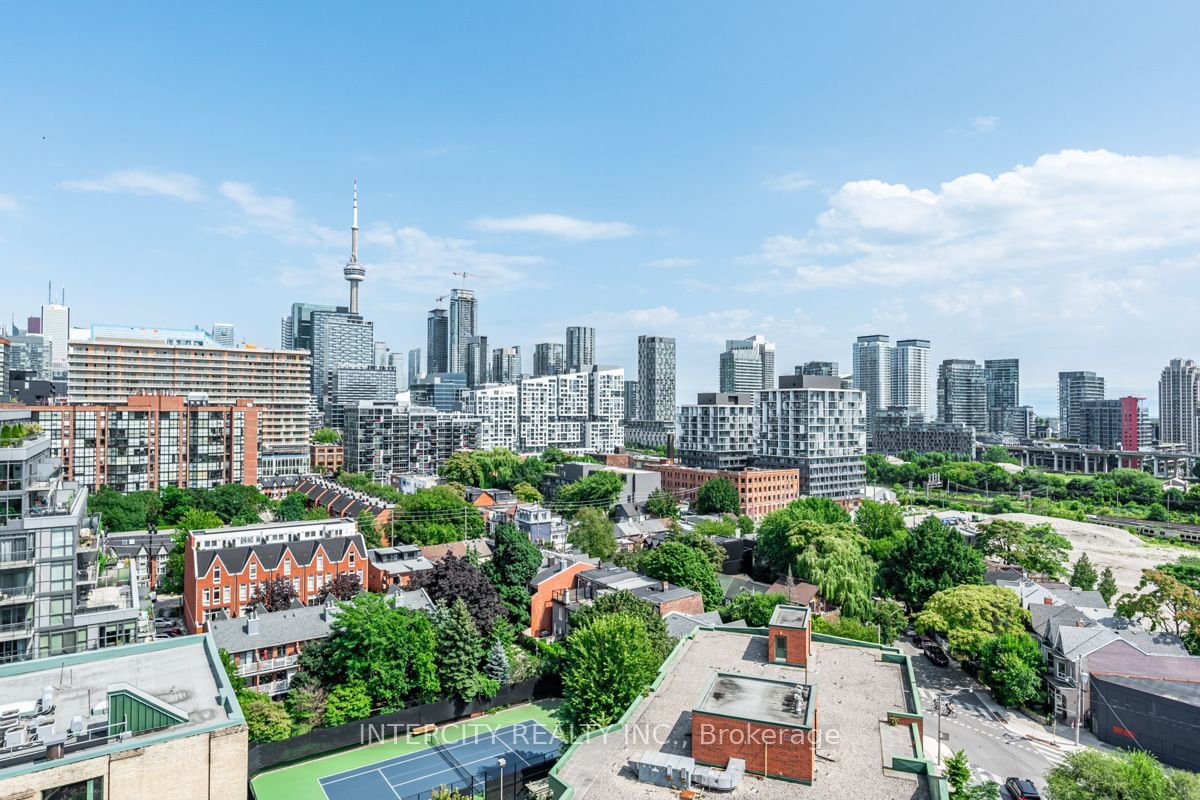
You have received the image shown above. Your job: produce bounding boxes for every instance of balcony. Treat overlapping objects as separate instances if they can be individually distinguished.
[0,550,34,569]
[238,653,300,676]
[0,585,34,605]
[0,619,32,639]
[250,677,291,696]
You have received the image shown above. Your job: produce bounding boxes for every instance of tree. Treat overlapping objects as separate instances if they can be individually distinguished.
[645,488,680,519]
[252,577,300,612]
[160,507,224,594]
[313,427,341,444]
[1157,557,1200,592]
[562,612,662,729]
[670,528,726,571]
[431,785,471,800]
[873,598,907,644]
[638,541,723,611]
[737,514,755,538]
[219,648,246,692]
[1147,502,1169,522]
[324,593,440,708]
[356,509,383,549]
[320,572,362,602]
[756,498,855,575]
[1117,569,1200,647]
[1097,566,1119,605]
[981,444,1018,464]
[811,614,879,643]
[694,477,740,515]
[573,590,674,659]
[755,512,877,620]
[238,691,293,742]
[956,783,1000,800]
[417,555,504,639]
[440,451,484,487]
[974,519,1072,579]
[554,471,624,516]
[1046,747,1200,800]
[435,599,485,700]
[285,683,326,732]
[512,481,543,503]
[854,499,905,540]
[277,491,309,522]
[979,633,1045,707]
[1069,552,1098,591]
[880,516,985,610]
[722,592,788,627]
[392,486,485,545]
[916,584,1029,660]
[487,523,542,623]
[484,640,511,684]
[323,681,373,727]
[568,507,618,560]
[943,749,971,794]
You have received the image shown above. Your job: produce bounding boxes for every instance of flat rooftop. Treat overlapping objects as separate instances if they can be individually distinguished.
[696,672,813,728]
[554,629,928,800]
[0,635,242,779]
[769,604,810,629]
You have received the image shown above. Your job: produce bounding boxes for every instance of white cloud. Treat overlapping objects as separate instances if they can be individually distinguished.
[646,257,696,269]
[971,116,999,134]
[361,225,543,291]
[63,169,205,202]
[763,171,816,191]
[743,149,1200,291]
[218,181,341,247]
[0,194,19,213]
[472,213,636,240]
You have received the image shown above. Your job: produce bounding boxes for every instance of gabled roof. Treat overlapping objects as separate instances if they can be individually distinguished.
[208,603,335,653]
[1030,603,1092,641]
[420,539,493,562]
[664,610,724,639]
[195,535,365,577]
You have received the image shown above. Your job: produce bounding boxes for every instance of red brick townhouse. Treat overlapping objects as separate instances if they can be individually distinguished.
[183,529,367,633]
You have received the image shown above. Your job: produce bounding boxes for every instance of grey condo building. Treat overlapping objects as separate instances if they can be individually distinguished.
[937,359,987,432]
[891,339,931,420]
[852,334,892,436]
[534,342,565,377]
[678,393,755,469]
[636,335,676,422]
[408,348,423,386]
[466,335,489,388]
[1058,371,1106,441]
[343,401,482,481]
[565,326,595,374]
[755,375,867,499]
[281,302,337,351]
[984,358,1020,432]
[426,308,449,374]
[325,365,398,431]
[447,288,477,375]
[719,335,775,393]
[310,309,375,403]
[1159,358,1200,451]
[623,380,640,422]
[797,361,839,377]
[491,347,522,385]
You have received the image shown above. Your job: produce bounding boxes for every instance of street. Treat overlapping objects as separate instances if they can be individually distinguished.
[901,640,1068,794]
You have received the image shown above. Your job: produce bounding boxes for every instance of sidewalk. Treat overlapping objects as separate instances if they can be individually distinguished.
[970,688,1112,753]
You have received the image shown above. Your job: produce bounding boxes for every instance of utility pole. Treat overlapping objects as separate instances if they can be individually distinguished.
[1075,654,1083,746]
[937,695,944,765]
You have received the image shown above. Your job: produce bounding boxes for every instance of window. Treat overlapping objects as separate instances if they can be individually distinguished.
[213,563,221,582]
[249,562,258,580]
[316,554,324,570]
[774,635,788,662]
[239,584,247,601]
[348,552,356,567]
[283,558,292,575]
[223,586,230,603]
[203,588,210,606]
[307,575,315,592]
[41,776,103,800]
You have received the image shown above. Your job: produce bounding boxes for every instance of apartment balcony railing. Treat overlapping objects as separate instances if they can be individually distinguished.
[0,585,34,605]
[0,619,32,638]
[237,653,300,676]
[0,550,34,569]
[250,678,290,696]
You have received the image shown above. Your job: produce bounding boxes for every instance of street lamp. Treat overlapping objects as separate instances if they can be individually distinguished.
[497,757,506,800]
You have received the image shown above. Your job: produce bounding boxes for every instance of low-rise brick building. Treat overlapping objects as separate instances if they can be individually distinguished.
[312,442,344,474]
[645,464,801,520]
[547,564,706,639]
[182,520,366,633]
[528,555,597,638]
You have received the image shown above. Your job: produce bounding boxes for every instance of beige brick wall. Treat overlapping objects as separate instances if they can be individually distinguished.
[0,724,248,800]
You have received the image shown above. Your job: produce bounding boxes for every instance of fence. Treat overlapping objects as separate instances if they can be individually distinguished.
[403,748,560,800]
[247,673,562,776]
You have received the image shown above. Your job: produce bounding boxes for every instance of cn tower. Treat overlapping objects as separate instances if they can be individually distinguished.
[343,181,365,314]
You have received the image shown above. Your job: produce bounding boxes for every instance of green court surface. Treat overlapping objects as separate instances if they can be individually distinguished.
[251,699,565,800]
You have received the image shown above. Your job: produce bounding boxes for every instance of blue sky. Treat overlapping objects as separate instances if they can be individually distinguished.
[3,3,1200,412]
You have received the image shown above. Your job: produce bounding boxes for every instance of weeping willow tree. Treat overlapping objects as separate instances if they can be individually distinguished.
[793,523,876,620]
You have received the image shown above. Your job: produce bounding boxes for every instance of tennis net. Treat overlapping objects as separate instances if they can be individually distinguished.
[432,740,475,790]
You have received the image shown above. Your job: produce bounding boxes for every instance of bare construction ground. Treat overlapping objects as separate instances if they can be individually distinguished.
[970,512,1184,592]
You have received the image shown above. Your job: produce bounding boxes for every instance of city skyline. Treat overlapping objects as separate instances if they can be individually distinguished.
[3,5,1200,412]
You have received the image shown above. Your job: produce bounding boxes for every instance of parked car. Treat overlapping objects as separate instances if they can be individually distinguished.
[153,618,175,629]
[923,643,950,667]
[1004,778,1041,800]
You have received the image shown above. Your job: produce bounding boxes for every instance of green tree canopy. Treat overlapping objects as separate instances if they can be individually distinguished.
[979,632,1045,707]
[756,498,855,575]
[277,491,309,522]
[1097,566,1119,606]
[668,528,726,571]
[439,451,485,487]
[324,593,440,709]
[562,612,663,729]
[1070,552,1099,591]
[391,486,485,545]
[1046,747,1200,800]
[755,512,876,620]
[434,598,486,700]
[854,498,906,540]
[238,691,293,742]
[1117,569,1200,652]
[637,541,724,611]
[323,681,372,727]
[974,519,1072,579]
[512,481,543,503]
[880,516,985,610]
[915,584,1030,660]
[568,507,617,560]
[694,477,740,514]
[484,640,511,684]
[356,508,382,549]
[645,488,680,519]
[487,523,542,623]
[943,749,971,794]
[312,427,341,444]
[721,592,788,627]
[571,589,674,659]
[1157,557,1200,592]
[981,444,1018,464]
[417,554,504,639]
[554,470,624,516]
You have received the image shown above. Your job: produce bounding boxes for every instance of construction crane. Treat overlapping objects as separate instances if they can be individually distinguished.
[452,271,475,288]
[434,294,448,308]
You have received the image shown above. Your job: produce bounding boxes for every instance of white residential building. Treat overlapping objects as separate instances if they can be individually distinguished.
[891,338,930,420]
[677,392,756,470]
[1159,358,1200,451]
[463,383,520,451]
[852,334,891,437]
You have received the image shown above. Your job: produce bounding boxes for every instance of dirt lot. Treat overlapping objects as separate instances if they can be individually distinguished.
[976,512,1184,592]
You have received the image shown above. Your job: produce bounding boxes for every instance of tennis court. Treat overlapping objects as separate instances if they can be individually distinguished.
[317,721,562,800]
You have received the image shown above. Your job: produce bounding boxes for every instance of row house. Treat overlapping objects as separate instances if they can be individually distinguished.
[182,531,366,633]
[366,544,434,592]
[294,476,393,531]
[104,529,176,590]
[208,600,336,696]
